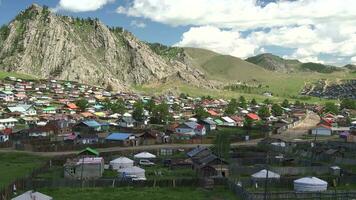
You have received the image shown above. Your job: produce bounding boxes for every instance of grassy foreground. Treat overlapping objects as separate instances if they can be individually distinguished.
[0,153,47,188]
[40,187,238,200]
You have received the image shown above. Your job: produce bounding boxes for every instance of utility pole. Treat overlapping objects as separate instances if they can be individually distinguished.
[263,153,269,200]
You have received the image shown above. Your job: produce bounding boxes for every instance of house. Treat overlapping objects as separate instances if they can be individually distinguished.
[197,154,229,177]
[64,157,104,180]
[310,124,332,136]
[106,133,138,146]
[0,118,18,129]
[175,121,206,136]
[0,90,15,102]
[201,118,217,131]
[66,103,78,110]
[230,116,244,127]
[118,116,136,128]
[42,106,57,114]
[7,104,37,116]
[12,190,53,200]
[187,146,212,161]
[221,116,236,127]
[246,113,260,121]
[0,131,10,142]
[74,120,102,133]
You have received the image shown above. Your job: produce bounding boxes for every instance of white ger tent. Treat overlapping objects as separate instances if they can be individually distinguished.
[134,152,156,159]
[110,157,134,170]
[251,169,281,180]
[118,166,146,179]
[294,177,328,192]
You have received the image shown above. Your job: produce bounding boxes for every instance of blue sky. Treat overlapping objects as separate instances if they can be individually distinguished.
[0,0,187,45]
[1,0,356,65]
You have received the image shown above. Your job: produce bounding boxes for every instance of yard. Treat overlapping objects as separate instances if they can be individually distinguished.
[39,187,239,200]
[0,153,47,188]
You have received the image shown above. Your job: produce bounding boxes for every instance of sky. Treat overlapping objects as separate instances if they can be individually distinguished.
[0,0,356,66]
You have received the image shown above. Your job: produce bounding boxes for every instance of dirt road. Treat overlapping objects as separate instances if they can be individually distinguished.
[272,110,320,141]
[0,139,262,157]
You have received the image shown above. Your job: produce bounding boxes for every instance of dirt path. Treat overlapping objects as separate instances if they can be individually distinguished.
[272,111,320,141]
[0,139,262,157]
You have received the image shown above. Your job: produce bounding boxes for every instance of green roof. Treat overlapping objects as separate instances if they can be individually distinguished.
[43,106,56,111]
[214,119,224,125]
[77,147,99,156]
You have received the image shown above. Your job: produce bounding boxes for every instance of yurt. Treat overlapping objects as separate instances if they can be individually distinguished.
[134,152,156,159]
[294,177,328,192]
[251,169,281,180]
[110,157,134,170]
[118,166,146,179]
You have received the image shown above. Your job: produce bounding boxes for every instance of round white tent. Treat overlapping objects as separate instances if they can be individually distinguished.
[110,157,134,170]
[118,166,146,179]
[251,169,281,180]
[134,152,156,159]
[294,177,328,192]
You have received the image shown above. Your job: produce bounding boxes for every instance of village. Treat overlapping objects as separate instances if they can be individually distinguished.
[0,76,356,200]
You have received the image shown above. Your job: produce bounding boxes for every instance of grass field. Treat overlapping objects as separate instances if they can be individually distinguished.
[0,71,35,80]
[0,153,47,188]
[39,187,238,200]
[133,48,356,104]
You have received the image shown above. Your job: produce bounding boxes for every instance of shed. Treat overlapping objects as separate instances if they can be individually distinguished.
[110,157,134,170]
[294,177,328,192]
[134,152,156,159]
[118,166,146,179]
[12,190,53,200]
[251,169,280,180]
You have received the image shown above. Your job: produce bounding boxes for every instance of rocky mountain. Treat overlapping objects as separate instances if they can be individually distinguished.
[246,53,344,73]
[0,4,210,90]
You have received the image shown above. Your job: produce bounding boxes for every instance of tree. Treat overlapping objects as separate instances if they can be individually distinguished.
[263,99,271,105]
[212,132,231,161]
[281,99,289,108]
[250,98,257,105]
[340,99,356,110]
[106,84,113,92]
[150,102,170,124]
[225,98,238,115]
[238,96,247,109]
[324,102,339,114]
[258,105,270,119]
[295,100,302,107]
[271,103,283,116]
[145,99,156,113]
[244,117,254,129]
[132,101,145,122]
[172,103,181,112]
[76,98,88,111]
[111,99,126,114]
[194,106,209,120]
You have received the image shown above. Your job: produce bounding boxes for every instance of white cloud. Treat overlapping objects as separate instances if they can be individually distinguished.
[130,20,146,28]
[351,56,356,64]
[176,26,258,58]
[118,0,356,64]
[54,0,114,12]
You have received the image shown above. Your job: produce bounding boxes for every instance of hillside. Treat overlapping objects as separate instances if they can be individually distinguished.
[0,4,209,90]
[246,53,343,74]
[246,53,301,72]
[183,47,275,82]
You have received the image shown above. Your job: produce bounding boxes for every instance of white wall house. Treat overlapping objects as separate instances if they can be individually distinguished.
[0,118,18,129]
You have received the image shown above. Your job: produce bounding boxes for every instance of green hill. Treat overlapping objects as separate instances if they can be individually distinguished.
[246,53,301,72]
[183,47,276,82]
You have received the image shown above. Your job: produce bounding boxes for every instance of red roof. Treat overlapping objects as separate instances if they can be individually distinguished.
[67,103,78,109]
[230,116,243,122]
[246,113,260,120]
[207,110,219,116]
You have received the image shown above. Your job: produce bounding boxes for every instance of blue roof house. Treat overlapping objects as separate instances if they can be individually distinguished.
[106,133,137,146]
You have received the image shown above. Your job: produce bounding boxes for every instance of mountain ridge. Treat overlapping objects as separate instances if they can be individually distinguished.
[0,4,211,90]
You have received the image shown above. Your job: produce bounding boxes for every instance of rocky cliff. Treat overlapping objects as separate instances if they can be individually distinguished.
[0,4,210,90]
